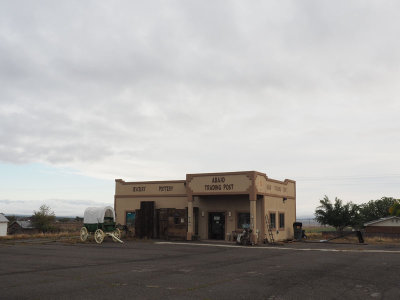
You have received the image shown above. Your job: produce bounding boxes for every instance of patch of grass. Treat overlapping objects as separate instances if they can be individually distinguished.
[303,226,336,233]
[364,236,400,244]
[302,226,336,240]
[304,231,400,244]
[0,231,79,241]
[304,232,324,240]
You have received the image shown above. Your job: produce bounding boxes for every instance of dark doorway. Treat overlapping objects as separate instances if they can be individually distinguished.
[135,201,155,238]
[208,212,225,240]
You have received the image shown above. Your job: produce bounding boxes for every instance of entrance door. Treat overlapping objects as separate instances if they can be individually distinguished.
[208,212,225,240]
[136,201,155,239]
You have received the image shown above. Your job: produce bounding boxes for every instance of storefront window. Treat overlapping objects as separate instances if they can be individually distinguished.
[279,213,285,229]
[126,211,136,226]
[269,213,276,229]
[237,213,250,229]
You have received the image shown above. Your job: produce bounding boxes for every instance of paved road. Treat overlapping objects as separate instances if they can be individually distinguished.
[0,239,399,299]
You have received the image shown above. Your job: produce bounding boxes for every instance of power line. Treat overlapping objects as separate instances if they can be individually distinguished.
[295,174,400,182]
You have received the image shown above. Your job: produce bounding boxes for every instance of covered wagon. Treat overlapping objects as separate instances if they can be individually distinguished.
[80,206,122,244]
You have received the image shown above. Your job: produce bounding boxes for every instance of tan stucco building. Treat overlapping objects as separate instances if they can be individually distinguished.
[114,171,296,244]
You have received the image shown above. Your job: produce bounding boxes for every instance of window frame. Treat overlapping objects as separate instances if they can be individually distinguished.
[269,212,276,229]
[125,210,136,227]
[278,212,285,229]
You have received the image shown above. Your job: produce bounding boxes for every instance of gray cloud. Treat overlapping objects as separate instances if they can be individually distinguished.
[0,200,25,205]
[1,1,400,215]
[0,199,111,216]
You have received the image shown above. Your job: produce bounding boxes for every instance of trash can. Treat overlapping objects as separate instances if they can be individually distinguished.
[293,222,303,240]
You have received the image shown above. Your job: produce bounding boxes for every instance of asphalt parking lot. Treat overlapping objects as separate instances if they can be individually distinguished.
[0,238,400,300]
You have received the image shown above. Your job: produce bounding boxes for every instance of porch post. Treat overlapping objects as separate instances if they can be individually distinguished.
[250,195,257,244]
[250,171,258,244]
[187,195,194,240]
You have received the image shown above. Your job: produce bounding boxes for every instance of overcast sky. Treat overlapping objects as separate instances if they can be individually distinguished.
[1,1,400,217]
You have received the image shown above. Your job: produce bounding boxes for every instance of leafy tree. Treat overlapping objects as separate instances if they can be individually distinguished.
[389,200,400,216]
[31,204,56,232]
[358,197,398,224]
[314,195,359,232]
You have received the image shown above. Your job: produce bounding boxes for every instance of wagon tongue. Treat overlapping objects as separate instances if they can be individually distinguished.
[108,232,124,243]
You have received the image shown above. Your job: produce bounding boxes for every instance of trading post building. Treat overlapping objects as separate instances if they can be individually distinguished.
[114,171,296,244]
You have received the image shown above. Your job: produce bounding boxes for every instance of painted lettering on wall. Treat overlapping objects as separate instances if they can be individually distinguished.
[205,177,234,191]
[205,184,221,191]
[159,186,173,192]
[133,186,146,192]
[212,177,225,183]
[204,183,233,191]
[266,184,286,193]
[204,184,234,191]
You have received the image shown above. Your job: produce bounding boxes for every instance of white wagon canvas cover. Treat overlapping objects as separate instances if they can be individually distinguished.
[84,206,115,224]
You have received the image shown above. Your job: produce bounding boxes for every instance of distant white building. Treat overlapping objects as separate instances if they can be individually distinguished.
[0,214,9,236]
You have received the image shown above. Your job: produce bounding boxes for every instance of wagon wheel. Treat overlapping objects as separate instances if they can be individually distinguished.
[80,227,88,242]
[94,229,104,244]
[112,228,121,242]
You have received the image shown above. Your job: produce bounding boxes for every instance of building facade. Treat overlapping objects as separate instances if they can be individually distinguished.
[7,220,38,235]
[114,171,296,244]
[364,216,400,237]
[0,214,8,236]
